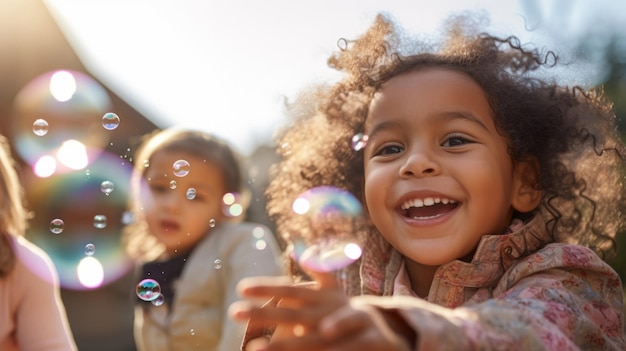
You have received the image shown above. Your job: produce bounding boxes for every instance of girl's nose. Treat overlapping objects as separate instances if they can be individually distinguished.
[399,149,440,178]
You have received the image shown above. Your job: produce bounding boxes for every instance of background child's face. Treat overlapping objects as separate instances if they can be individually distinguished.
[140,149,226,255]
[363,68,526,266]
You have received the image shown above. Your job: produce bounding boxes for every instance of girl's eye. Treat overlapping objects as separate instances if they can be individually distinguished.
[442,135,471,147]
[375,144,403,156]
[149,184,168,193]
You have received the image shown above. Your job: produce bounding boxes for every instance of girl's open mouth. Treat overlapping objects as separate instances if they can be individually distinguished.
[399,197,459,219]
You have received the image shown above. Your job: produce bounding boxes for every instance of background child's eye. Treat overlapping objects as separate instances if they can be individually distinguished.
[149,184,168,193]
[375,144,403,156]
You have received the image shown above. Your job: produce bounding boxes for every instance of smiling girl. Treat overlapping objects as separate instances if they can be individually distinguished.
[230,14,626,351]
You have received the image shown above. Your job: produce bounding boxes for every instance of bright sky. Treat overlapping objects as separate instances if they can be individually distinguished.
[42,0,623,155]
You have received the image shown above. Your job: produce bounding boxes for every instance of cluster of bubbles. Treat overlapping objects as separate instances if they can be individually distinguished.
[290,186,364,273]
[49,215,109,233]
[168,158,245,218]
[13,70,135,291]
[32,112,119,138]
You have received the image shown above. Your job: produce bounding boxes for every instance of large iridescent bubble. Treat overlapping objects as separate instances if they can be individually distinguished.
[24,151,134,290]
[290,186,364,272]
[11,69,112,173]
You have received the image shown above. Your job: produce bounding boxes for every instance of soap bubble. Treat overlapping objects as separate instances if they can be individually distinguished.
[172,159,190,177]
[33,118,49,136]
[136,279,161,302]
[84,243,96,256]
[93,215,107,229]
[290,186,364,272]
[49,218,64,234]
[100,180,114,196]
[351,133,368,151]
[101,112,120,130]
[186,188,196,200]
[151,293,165,306]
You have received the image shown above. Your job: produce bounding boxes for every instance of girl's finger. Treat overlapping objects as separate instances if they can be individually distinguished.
[307,269,340,290]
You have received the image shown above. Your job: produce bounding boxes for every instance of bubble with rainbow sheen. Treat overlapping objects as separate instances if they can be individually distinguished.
[11,69,112,169]
[172,159,190,177]
[351,133,368,151]
[25,150,134,290]
[290,186,364,272]
[101,112,120,130]
[136,279,161,302]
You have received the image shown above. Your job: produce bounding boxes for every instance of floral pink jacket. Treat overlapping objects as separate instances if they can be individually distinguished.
[242,214,625,350]
[354,214,626,350]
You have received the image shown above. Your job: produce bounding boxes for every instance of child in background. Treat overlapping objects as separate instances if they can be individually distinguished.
[230,14,626,350]
[123,128,284,351]
[0,134,77,351]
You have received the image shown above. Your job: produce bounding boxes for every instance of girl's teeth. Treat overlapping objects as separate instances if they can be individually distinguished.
[401,197,457,209]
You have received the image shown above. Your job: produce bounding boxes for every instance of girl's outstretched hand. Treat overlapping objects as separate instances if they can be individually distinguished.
[229,271,416,351]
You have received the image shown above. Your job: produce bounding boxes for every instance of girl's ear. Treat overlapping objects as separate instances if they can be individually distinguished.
[511,157,542,213]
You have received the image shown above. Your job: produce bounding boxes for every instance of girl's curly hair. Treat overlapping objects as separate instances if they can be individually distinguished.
[267,13,626,277]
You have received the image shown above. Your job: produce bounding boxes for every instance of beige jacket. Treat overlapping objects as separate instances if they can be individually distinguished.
[135,222,283,351]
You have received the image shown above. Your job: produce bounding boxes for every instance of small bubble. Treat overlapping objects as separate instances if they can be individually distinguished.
[49,219,64,234]
[172,160,190,177]
[100,180,114,196]
[351,133,369,151]
[102,112,120,130]
[169,180,177,189]
[143,160,150,168]
[209,219,216,228]
[136,279,161,301]
[84,243,96,256]
[213,259,222,269]
[186,188,196,200]
[33,119,49,136]
[190,329,195,336]
[93,215,107,229]
[151,293,165,306]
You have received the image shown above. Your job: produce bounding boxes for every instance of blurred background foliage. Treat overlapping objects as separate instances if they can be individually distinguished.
[566,24,626,288]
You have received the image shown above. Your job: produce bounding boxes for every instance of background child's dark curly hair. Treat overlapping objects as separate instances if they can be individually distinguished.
[266,13,626,275]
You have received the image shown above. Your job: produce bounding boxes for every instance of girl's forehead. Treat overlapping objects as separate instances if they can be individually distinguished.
[365,68,494,129]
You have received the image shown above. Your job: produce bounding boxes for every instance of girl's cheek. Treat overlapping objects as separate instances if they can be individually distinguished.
[138,190,157,212]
